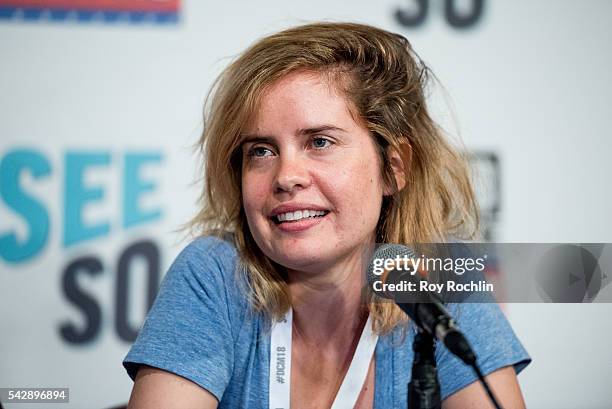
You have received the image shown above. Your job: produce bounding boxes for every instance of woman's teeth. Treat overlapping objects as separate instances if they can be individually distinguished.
[275,210,327,223]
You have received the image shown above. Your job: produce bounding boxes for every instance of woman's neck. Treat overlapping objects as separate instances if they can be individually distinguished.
[287,257,369,348]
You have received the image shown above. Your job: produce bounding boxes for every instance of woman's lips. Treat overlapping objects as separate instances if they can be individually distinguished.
[272,212,329,233]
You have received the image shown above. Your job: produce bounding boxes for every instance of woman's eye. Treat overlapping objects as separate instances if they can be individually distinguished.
[247,146,274,158]
[311,137,332,149]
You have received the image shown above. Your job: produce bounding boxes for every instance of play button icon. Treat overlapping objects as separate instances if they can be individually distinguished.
[536,244,602,302]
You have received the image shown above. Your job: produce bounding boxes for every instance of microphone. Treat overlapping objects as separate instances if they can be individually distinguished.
[366,244,476,366]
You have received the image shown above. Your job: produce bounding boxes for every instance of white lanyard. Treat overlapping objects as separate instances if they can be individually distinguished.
[269,309,378,409]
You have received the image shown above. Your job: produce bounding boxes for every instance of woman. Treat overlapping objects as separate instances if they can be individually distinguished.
[124,22,530,408]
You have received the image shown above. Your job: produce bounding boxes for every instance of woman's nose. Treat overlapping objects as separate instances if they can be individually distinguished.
[273,154,311,194]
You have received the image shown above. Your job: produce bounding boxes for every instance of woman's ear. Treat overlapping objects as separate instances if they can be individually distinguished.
[383,143,410,195]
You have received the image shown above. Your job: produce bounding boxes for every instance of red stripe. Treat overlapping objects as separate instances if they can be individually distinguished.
[0,0,179,12]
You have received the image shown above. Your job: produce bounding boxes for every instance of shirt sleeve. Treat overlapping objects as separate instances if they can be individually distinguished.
[435,302,531,401]
[123,237,237,401]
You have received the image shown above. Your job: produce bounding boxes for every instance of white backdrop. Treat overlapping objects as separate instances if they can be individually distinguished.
[1,1,611,408]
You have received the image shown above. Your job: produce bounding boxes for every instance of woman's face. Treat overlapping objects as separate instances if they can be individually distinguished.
[241,71,387,275]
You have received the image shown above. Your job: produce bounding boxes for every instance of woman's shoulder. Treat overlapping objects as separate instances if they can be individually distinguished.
[159,233,250,316]
[124,233,260,399]
[435,302,531,399]
[177,233,238,266]
[380,302,530,405]
[168,234,240,281]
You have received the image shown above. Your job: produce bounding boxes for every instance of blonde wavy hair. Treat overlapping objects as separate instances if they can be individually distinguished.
[191,22,479,334]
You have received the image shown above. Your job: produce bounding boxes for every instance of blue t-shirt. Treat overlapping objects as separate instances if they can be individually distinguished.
[124,236,531,408]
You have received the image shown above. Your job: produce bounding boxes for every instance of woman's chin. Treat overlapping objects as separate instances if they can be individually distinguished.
[271,248,333,273]
[262,236,372,274]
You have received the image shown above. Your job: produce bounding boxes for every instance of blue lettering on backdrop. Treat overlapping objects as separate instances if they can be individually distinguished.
[63,152,111,247]
[1,148,163,264]
[0,149,51,263]
[123,153,163,228]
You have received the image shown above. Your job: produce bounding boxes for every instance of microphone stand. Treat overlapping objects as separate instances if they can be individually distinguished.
[408,329,441,409]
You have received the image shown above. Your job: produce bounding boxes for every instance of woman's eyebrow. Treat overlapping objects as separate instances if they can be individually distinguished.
[297,125,346,136]
[241,125,346,143]
[240,135,274,145]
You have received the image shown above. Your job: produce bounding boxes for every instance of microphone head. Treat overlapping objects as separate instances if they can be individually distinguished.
[366,243,417,298]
